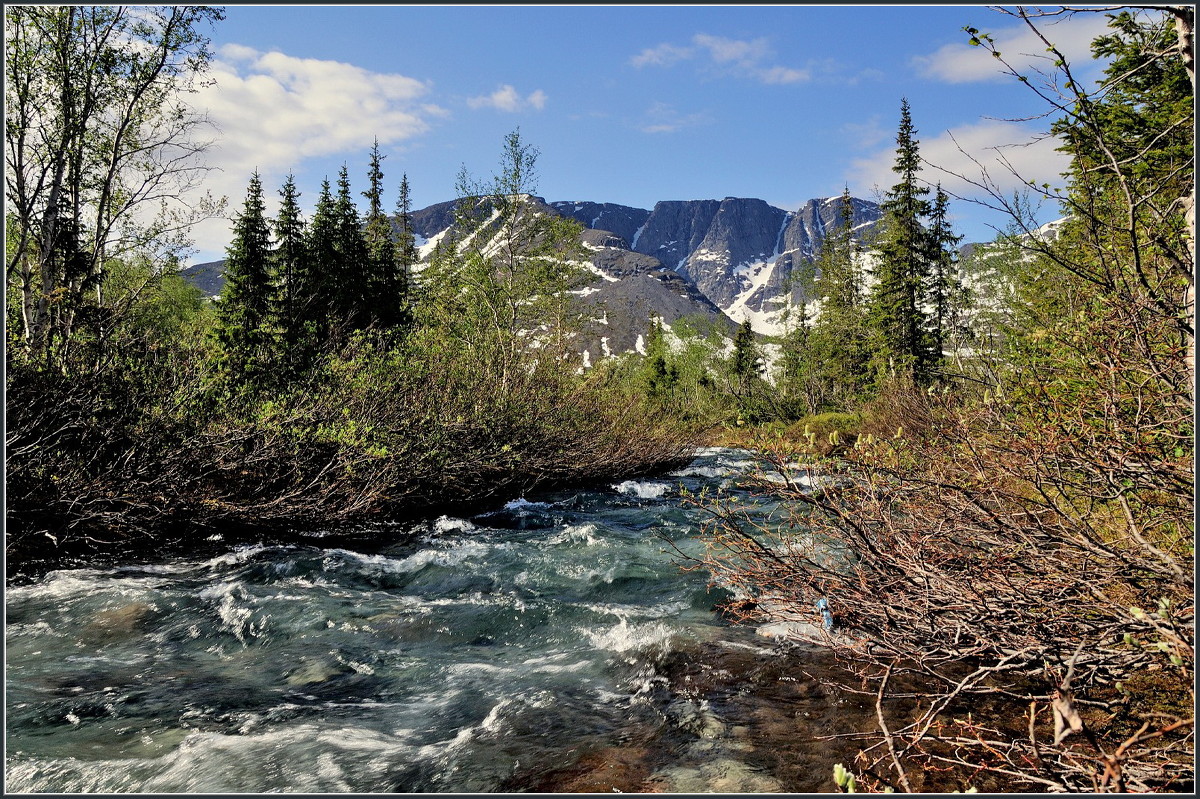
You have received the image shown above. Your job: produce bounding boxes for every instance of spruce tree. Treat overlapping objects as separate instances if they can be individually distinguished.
[361,139,402,329]
[869,98,934,383]
[817,189,864,314]
[730,318,766,420]
[642,316,678,404]
[925,184,963,371]
[777,302,818,417]
[272,174,314,375]
[333,164,369,333]
[394,172,418,325]
[305,178,339,341]
[806,188,873,407]
[731,319,761,380]
[215,171,275,388]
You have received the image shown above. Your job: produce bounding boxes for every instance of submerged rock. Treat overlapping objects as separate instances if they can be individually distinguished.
[652,757,784,793]
[81,601,156,643]
[285,658,346,687]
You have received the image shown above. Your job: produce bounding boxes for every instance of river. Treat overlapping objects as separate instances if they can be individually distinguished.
[5,447,881,793]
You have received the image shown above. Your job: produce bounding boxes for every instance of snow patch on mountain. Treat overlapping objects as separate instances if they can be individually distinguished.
[418,229,448,260]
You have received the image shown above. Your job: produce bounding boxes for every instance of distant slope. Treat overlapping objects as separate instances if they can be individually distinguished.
[180,260,226,297]
[572,228,738,362]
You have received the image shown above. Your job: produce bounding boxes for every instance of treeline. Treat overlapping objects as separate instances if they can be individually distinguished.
[213,144,417,392]
[690,7,1194,793]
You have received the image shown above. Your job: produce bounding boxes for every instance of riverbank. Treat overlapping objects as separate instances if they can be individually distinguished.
[4,447,699,587]
[5,356,701,585]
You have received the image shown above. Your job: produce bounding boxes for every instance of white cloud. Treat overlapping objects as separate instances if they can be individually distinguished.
[466,84,548,112]
[637,102,710,135]
[630,42,693,68]
[692,33,770,66]
[912,12,1113,84]
[841,115,889,151]
[757,66,809,85]
[847,119,1069,206]
[202,45,436,166]
[185,45,445,258]
[630,32,808,86]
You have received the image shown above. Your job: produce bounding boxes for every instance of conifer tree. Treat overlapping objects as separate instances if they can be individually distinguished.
[272,173,314,375]
[333,164,369,332]
[641,316,679,404]
[394,172,418,324]
[729,318,767,420]
[361,139,403,329]
[925,184,963,370]
[869,98,935,384]
[804,188,874,407]
[215,171,275,388]
[817,188,864,315]
[777,302,818,417]
[731,319,761,381]
[305,178,339,340]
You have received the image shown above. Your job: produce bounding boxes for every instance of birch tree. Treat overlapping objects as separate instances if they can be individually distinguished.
[5,5,225,369]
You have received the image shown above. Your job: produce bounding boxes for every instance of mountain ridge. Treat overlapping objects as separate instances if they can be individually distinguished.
[183,193,887,360]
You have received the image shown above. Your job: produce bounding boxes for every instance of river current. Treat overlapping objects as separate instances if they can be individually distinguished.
[6,447,869,793]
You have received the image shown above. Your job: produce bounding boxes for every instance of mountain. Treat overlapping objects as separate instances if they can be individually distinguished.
[552,195,883,333]
[550,201,651,247]
[572,227,737,360]
[409,196,739,360]
[644,197,883,331]
[181,193,888,361]
[179,259,227,298]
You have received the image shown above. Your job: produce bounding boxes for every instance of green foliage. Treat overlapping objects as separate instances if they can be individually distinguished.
[361,140,407,331]
[832,763,858,793]
[332,164,371,332]
[778,190,875,415]
[272,174,318,378]
[641,317,680,402]
[602,315,734,426]
[105,256,206,344]
[414,129,589,383]
[393,172,418,324]
[783,411,862,454]
[728,319,773,423]
[304,178,340,339]
[1058,11,1192,208]
[926,184,963,361]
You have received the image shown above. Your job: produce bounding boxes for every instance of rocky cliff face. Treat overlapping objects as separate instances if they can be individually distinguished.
[617,196,883,332]
[550,201,650,249]
[626,200,722,272]
[655,198,790,312]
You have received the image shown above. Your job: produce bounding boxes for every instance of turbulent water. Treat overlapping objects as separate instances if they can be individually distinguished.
[6,447,863,793]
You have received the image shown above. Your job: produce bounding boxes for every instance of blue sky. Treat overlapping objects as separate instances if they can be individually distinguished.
[185,4,1120,263]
